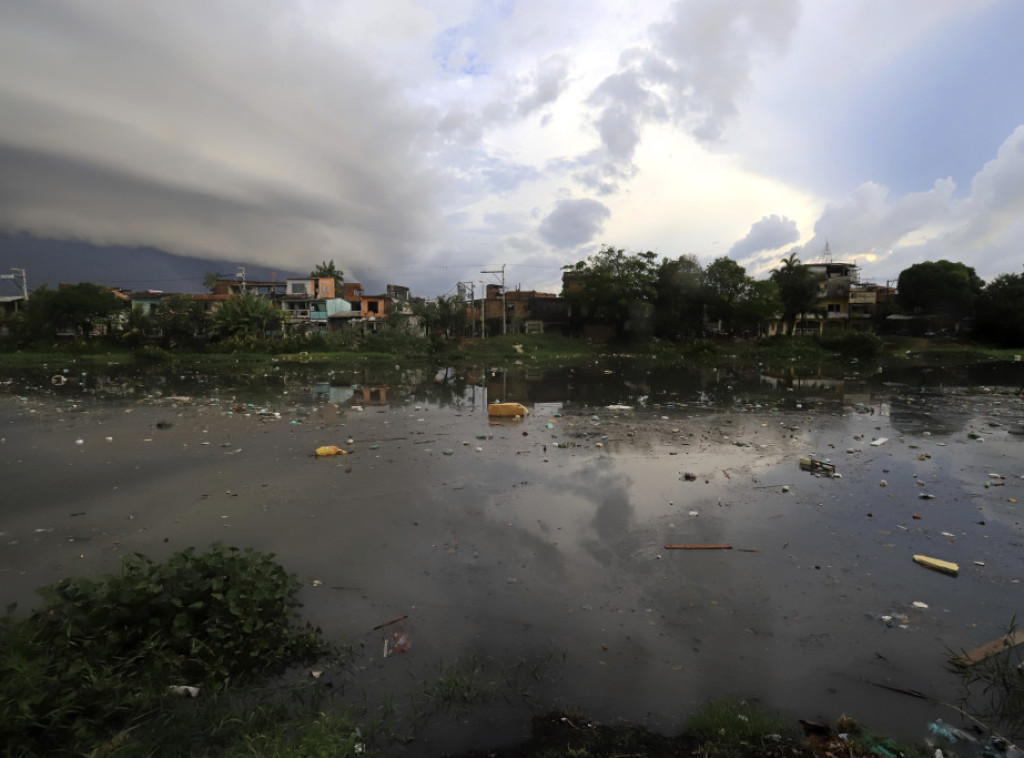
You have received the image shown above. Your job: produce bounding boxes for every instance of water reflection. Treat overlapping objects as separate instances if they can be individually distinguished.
[3,358,1021,413]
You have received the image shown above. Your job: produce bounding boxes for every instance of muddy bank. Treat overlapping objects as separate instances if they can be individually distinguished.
[1,385,1023,755]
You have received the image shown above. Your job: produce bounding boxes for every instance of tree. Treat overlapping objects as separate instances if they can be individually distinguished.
[155,294,208,347]
[562,247,659,336]
[974,273,1024,347]
[735,279,782,337]
[310,260,344,293]
[17,283,125,342]
[655,255,705,339]
[770,253,820,336]
[120,305,154,347]
[212,294,285,340]
[412,295,469,339]
[703,257,751,334]
[896,260,983,321]
[203,272,225,293]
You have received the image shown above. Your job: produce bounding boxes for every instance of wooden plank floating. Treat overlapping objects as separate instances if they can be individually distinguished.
[664,544,733,550]
[953,631,1024,667]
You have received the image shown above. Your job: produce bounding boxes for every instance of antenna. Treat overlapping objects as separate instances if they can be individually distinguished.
[822,240,833,263]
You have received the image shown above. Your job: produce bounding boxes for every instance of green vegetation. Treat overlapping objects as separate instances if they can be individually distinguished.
[562,246,660,335]
[951,617,1024,742]
[975,272,1024,348]
[816,330,883,359]
[682,697,798,757]
[770,252,821,336]
[11,282,125,345]
[562,246,782,340]
[897,259,983,322]
[213,293,288,342]
[309,259,344,292]
[411,293,469,341]
[0,544,329,756]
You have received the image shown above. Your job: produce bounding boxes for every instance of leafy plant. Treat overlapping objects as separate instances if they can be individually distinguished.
[0,544,326,755]
[817,330,883,359]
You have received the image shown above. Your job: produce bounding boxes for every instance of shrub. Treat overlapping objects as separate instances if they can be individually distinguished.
[0,544,325,755]
[684,339,720,362]
[817,330,882,359]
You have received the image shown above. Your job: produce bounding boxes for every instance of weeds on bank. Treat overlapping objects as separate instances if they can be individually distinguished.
[951,616,1024,742]
[0,544,334,756]
[681,697,797,757]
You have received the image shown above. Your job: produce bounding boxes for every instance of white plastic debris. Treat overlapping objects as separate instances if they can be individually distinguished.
[870,437,889,446]
[169,685,200,697]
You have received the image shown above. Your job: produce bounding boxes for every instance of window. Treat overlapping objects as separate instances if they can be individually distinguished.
[367,301,379,314]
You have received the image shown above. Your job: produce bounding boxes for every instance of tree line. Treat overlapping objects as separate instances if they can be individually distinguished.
[560,246,1024,347]
[3,251,1023,348]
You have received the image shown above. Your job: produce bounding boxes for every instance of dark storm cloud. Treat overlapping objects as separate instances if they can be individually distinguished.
[0,2,442,273]
[728,214,800,258]
[538,198,611,248]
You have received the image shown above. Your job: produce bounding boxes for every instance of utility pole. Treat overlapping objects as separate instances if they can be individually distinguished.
[481,264,506,335]
[237,267,246,295]
[458,281,475,337]
[1,268,28,307]
[478,281,485,337]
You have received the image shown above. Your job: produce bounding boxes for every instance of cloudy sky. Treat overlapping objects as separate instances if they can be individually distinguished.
[1,0,1023,296]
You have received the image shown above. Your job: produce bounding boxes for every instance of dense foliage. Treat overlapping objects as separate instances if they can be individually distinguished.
[412,294,469,339]
[770,253,821,336]
[212,293,287,340]
[562,246,660,334]
[0,545,326,755]
[11,282,124,343]
[896,260,984,320]
[974,273,1024,347]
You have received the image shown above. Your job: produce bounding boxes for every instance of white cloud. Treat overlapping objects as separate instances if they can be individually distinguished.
[728,215,800,258]
[775,125,1024,282]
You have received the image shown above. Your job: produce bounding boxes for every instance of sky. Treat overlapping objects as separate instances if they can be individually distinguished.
[1,0,1023,298]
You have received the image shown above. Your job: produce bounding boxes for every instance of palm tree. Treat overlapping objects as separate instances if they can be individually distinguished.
[770,253,819,336]
[310,260,344,294]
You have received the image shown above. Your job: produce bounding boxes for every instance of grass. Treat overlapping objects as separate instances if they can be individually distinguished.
[415,656,499,715]
[680,697,798,757]
[950,617,1024,743]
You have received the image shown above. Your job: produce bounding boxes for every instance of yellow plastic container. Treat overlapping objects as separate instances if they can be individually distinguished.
[487,402,529,417]
[913,554,959,577]
[314,445,347,456]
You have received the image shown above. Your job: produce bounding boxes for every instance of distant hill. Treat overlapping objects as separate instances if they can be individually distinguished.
[0,233,303,295]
